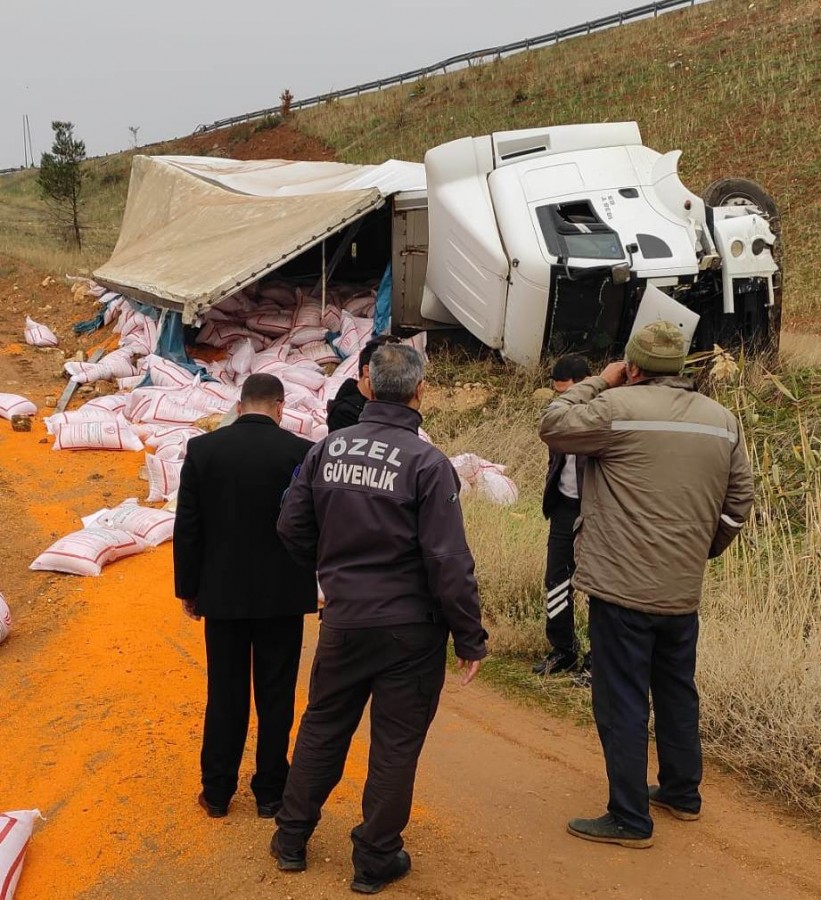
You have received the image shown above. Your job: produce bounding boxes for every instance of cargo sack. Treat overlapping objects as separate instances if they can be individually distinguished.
[31,528,147,576]
[0,394,37,420]
[96,500,175,546]
[450,453,519,506]
[0,593,10,645]
[24,316,58,347]
[145,454,184,502]
[0,809,42,900]
[45,408,117,435]
[52,416,143,452]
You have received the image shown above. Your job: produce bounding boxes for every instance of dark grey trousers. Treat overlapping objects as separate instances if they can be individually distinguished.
[275,622,447,879]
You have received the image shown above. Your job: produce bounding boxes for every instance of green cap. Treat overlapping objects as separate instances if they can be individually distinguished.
[625,320,686,374]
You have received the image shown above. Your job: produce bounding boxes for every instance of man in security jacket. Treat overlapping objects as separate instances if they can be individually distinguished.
[539,321,754,849]
[273,343,487,894]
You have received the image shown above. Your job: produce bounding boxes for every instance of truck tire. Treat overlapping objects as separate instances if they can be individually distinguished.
[702,177,782,263]
[703,177,782,357]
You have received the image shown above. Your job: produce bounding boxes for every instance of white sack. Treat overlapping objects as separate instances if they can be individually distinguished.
[24,316,58,348]
[0,809,41,899]
[52,417,143,452]
[45,408,117,435]
[145,454,184,502]
[98,500,175,546]
[0,393,37,420]
[450,453,519,506]
[0,593,10,645]
[30,528,146,576]
[144,355,196,388]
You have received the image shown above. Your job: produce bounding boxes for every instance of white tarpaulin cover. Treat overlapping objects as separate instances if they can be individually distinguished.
[94,156,426,322]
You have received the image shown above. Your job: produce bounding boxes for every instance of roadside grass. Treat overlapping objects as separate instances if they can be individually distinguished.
[297,0,820,327]
[426,347,821,822]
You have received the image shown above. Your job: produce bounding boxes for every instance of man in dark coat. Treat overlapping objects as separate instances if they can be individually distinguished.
[173,373,317,819]
[326,335,400,432]
[532,354,591,678]
[272,344,487,894]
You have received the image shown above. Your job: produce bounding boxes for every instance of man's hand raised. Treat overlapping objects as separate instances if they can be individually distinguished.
[600,361,628,389]
[456,658,482,686]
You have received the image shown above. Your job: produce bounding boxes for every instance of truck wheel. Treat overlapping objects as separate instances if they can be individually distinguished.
[702,177,782,264]
[704,177,782,357]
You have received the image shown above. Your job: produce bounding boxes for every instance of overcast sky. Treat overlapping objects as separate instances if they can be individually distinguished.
[2,0,688,169]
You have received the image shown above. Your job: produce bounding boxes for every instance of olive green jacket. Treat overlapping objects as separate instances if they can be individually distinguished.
[539,375,754,615]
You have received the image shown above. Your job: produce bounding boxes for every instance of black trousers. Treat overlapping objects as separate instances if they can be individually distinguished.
[544,497,581,654]
[202,616,304,808]
[275,622,447,879]
[588,597,702,836]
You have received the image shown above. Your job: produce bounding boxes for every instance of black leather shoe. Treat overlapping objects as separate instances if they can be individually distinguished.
[197,792,228,819]
[648,785,701,821]
[270,831,307,872]
[256,801,282,819]
[567,813,653,848]
[351,850,411,894]
[531,649,578,676]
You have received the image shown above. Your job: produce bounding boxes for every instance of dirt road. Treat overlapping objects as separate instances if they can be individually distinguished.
[1,271,820,899]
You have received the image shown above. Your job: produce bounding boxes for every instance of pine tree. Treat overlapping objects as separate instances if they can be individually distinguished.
[38,121,86,249]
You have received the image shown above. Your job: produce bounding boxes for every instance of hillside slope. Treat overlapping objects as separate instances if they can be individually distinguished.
[296,0,820,327]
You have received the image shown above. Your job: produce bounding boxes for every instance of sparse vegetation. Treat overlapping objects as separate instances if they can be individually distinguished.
[280,88,294,117]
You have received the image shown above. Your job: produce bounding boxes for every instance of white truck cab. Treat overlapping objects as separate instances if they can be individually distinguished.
[420,122,780,365]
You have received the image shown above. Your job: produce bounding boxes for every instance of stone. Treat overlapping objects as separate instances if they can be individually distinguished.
[11,415,32,432]
[93,380,118,396]
[532,387,555,404]
[44,396,58,408]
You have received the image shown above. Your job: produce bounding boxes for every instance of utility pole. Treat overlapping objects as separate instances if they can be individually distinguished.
[23,116,28,168]
[26,115,34,167]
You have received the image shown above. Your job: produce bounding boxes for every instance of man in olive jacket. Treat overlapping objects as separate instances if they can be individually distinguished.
[539,321,754,849]
[174,374,317,820]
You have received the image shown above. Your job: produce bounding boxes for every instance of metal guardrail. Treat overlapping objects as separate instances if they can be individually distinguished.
[194,0,705,134]
[0,166,26,176]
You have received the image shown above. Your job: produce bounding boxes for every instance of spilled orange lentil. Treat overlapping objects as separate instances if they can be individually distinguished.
[0,418,383,898]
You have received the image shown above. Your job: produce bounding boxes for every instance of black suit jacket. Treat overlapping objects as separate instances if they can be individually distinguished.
[173,413,318,618]
[542,451,586,520]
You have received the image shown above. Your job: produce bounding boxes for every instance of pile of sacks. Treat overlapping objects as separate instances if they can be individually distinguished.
[42,279,422,502]
[23,279,517,576]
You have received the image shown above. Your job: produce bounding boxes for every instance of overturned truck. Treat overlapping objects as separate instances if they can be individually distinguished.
[421,122,782,365]
[95,122,781,367]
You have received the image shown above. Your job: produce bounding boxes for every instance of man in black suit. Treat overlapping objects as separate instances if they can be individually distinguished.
[532,354,591,678]
[174,373,317,819]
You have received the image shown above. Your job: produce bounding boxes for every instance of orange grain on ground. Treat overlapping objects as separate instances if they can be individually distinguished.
[0,418,381,898]
[0,342,24,355]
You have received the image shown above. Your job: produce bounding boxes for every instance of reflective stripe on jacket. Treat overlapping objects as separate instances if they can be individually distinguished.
[539,375,754,615]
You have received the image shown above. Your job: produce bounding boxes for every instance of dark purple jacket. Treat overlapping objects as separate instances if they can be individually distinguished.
[277,401,488,661]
